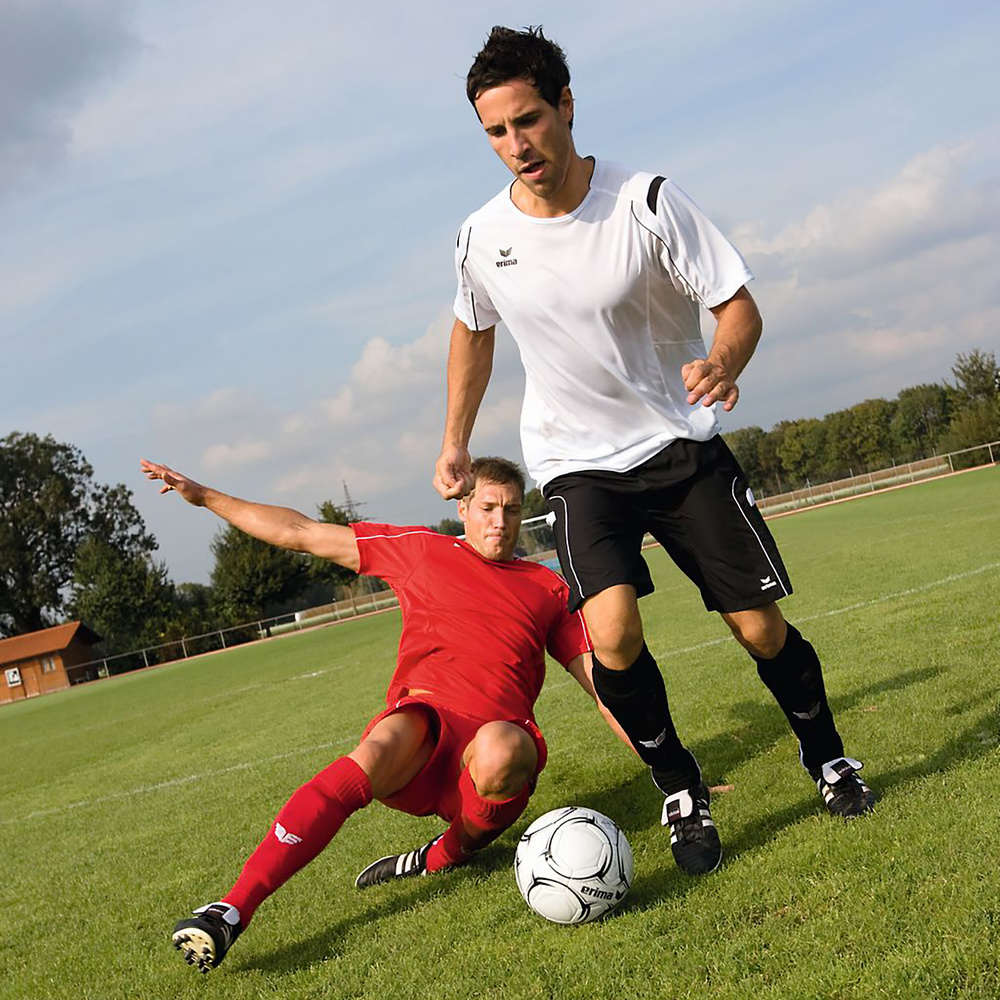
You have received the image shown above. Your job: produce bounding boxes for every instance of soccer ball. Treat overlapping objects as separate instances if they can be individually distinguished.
[514,806,633,924]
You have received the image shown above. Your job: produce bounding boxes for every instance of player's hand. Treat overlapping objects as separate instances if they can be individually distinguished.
[682,358,740,411]
[140,458,207,506]
[433,445,474,500]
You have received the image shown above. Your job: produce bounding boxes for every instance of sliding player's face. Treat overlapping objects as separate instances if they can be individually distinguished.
[475,78,574,204]
[458,480,523,562]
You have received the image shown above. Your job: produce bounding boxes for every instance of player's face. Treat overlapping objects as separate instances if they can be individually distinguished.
[458,479,523,562]
[475,78,575,208]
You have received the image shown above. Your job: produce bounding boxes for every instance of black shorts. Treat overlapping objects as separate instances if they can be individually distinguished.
[542,436,792,614]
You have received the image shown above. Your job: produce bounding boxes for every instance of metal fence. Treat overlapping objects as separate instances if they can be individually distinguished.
[70,589,401,684]
[516,439,999,552]
[68,439,997,687]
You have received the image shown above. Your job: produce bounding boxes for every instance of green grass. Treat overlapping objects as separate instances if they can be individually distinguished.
[2,467,998,1000]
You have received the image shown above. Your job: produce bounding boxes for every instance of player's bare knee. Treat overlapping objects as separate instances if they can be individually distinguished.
[723,607,786,660]
[583,588,644,666]
[470,722,536,798]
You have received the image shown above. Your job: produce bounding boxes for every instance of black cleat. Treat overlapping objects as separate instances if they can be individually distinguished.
[171,902,242,973]
[354,835,442,889]
[812,757,875,818]
[661,783,722,875]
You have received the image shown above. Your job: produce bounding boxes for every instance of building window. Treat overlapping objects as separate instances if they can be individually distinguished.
[41,656,57,674]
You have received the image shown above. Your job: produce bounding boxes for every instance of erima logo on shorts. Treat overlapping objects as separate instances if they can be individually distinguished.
[496,246,518,267]
[274,822,302,845]
[746,487,756,507]
[760,576,778,591]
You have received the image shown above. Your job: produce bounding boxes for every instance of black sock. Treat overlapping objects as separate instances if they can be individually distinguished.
[753,623,844,773]
[591,644,700,795]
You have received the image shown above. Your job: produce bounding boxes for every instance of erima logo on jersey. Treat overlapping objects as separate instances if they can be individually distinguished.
[496,247,518,267]
[760,576,778,591]
[274,822,302,845]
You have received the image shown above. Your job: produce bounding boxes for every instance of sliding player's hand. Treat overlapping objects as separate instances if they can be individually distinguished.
[682,358,740,412]
[140,458,207,506]
[433,445,475,500]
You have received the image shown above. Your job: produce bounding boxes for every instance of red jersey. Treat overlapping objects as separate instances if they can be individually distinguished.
[352,523,590,722]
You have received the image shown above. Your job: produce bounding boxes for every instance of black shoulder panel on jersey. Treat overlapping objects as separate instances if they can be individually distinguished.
[646,176,666,214]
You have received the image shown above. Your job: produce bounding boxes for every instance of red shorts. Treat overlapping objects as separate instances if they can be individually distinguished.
[361,697,547,822]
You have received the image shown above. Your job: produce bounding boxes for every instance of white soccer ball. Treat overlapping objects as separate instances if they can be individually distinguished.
[514,806,633,925]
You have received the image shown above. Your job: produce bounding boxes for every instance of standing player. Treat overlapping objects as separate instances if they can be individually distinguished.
[141,455,616,973]
[434,26,874,877]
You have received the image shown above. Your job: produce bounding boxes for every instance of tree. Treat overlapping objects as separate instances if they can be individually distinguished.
[522,488,550,518]
[950,349,999,409]
[777,418,827,487]
[432,518,465,537]
[70,540,175,656]
[938,401,1000,456]
[68,482,174,654]
[0,433,163,638]
[847,399,897,471]
[210,524,311,622]
[724,426,767,488]
[891,384,951,460]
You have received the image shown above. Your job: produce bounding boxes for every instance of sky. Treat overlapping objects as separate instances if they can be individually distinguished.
[2,0,998,585]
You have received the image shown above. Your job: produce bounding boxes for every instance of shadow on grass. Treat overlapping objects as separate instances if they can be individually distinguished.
[237,664,988,968]
[559,664,972,903]
[236,836,537,975]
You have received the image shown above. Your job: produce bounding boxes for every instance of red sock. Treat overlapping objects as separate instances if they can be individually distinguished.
[426,766,530,872]
[222,756,371,924]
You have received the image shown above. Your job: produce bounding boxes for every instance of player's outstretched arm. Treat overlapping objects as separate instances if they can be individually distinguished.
[682,286,763,412]
[139,459,360,571]
[565,653,638,757]
[434,318,496,499]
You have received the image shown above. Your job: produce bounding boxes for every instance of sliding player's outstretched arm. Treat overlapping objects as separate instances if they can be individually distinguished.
[139,459,360,571]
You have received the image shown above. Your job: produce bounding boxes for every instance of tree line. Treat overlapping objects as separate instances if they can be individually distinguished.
[0,436,361,657]
[1,349,996,660]
[725,349,999,496]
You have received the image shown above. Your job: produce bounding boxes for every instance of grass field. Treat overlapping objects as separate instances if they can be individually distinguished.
[2,467,998,1000]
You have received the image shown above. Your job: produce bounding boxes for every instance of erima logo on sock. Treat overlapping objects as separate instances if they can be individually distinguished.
[792,702,822,720]
[274,822,302,845]
[638,728,668,749]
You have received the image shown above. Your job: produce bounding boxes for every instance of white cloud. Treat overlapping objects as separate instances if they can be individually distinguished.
[727,145,1000,428]
[201,440,271,470]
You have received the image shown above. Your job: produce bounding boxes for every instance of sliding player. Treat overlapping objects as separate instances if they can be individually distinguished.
[142,455,619,972]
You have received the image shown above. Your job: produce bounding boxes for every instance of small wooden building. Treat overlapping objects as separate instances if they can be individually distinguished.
[0,622,102,705]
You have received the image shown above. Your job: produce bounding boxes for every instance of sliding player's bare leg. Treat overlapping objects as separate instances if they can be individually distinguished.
[172,708,434,972]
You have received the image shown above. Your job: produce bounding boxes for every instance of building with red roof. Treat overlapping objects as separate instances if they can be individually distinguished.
[0,622,102,705]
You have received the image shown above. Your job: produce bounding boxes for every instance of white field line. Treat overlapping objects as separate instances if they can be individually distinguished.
[4,561,997,827]
[2,736,354,827]
[544,561,1000,683]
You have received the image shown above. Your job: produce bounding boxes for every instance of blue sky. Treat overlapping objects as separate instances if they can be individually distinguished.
[2,0,998,584]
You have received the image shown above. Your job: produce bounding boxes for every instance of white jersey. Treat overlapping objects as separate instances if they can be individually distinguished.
[453,158,753,486]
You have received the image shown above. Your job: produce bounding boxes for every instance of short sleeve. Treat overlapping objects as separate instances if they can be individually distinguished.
[352,523,429,587]
[453,223,502,331]
[546,585,591,668]
[648,178,753,309]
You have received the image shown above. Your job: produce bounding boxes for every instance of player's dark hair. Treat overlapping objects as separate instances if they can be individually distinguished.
[470,456,526,500]
[467,25,572,127]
